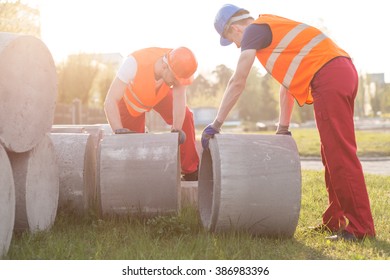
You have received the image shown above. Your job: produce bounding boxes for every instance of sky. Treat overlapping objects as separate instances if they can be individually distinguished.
[23,0,390,82]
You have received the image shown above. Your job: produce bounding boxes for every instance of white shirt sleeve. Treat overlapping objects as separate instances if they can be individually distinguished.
[116,55,137,84]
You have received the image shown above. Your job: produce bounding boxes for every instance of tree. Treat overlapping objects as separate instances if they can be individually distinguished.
[355,74,366,118]
[94,64,117,107]
[237,69,278,122]
[57,53,100,105]
[187,65,234,108]
[212,64,233,86]
[381,84,390,116]
[186,74,214,107]
[211,64,233,95]
[291,101,314,124]
[0,0,40,37]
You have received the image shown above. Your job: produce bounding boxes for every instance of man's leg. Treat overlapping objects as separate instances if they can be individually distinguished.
[153,91,199,177]
[311,57,375,238]
[320,145,347,232]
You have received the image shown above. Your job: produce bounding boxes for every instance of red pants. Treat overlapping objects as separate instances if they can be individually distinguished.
[118,91,199,174]
[311,57,376,238]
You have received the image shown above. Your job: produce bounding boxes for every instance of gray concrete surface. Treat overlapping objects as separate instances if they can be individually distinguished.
[199,134,301,236]
[8,134,59,233]
[99,133,180,216]
[0,33,57,153]
[300,157,390,176]
[0,145,15,257]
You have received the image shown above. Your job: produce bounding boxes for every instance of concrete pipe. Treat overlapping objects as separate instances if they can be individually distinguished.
[51,124,105,136]
[0,32,57,153]
[51,124,105,153]
[0,145,15,257]
[198,134,301,237]
[51,125,86,134]
[50,133,97,214]
[52,124,112,136]
[8,134,59,233]
[98,133,180,216]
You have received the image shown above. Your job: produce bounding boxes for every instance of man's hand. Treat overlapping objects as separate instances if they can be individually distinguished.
[114,128,135,134]
[201,124,220,149]
[171,129,186,145]
[276,124,292,136]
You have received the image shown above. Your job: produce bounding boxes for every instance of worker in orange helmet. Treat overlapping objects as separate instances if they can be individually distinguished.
[202,4,376,241]
[104,47,199,181]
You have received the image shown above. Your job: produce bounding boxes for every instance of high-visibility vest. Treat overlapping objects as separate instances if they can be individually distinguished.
[254,15,350,105]
[123,47,172,117]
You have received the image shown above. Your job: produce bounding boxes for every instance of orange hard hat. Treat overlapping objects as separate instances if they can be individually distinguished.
[167,47,198,85]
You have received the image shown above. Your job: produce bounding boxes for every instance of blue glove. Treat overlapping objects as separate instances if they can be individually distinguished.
[201,124,220,149]
[171,129,186,145]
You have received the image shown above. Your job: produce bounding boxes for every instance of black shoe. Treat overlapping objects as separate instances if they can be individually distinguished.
[308,224,333,234]
[181,169,198,181]
[325,230,360,242]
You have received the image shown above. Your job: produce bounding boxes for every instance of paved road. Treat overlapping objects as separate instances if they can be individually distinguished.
[300,157,390,176]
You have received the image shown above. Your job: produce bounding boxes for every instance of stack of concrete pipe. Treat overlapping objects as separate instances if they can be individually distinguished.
[50,127,194,216]
[0,33,303,257]
[0,32,58,257]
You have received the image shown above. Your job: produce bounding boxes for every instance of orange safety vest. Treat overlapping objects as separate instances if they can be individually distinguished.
[123,48,172,117]
[253,15,350,106]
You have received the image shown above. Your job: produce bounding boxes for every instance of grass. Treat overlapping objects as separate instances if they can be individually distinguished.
[200,128,390,158]
[291,128,390,157]
[4,171,390,260]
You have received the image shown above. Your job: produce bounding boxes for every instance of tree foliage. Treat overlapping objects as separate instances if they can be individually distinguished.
[0,0,40,37]
[212,64,233,87]
[237,69,278,122]
[186,74,214,107]
[188,64,316,124]
[355,74,366,118]
[57,53,100,105]
[95,64,117,107]
[187,65,234,108]
[381,84,390,116]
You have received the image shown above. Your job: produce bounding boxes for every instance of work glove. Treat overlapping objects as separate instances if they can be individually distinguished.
[114,128,135,134]
[201,120,222,149]
[171,129,186,145]
[276,124,292,136]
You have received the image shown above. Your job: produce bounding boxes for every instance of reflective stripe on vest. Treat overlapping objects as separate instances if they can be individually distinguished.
[124,86,154,114]
[265,23,327,89]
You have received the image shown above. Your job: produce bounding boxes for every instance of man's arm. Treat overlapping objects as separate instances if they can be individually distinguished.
[201,49,256,149]
[104,56,137,133]
[276,86,295,135]
[214,49,256,126]
[172,85,186,130]
[104,77,127,132]
[278,86,295,125]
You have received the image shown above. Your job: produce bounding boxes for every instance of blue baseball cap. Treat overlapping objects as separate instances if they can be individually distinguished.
[214,4,248,46]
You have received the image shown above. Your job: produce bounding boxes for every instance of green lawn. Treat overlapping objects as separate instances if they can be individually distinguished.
[4,171,389,260]
[196,128,390,157]
[199,128,390,158]
[291,128,390,157]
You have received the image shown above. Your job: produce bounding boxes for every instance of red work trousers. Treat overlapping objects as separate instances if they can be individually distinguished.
[118,91,199,175]
[311,57,375,238]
